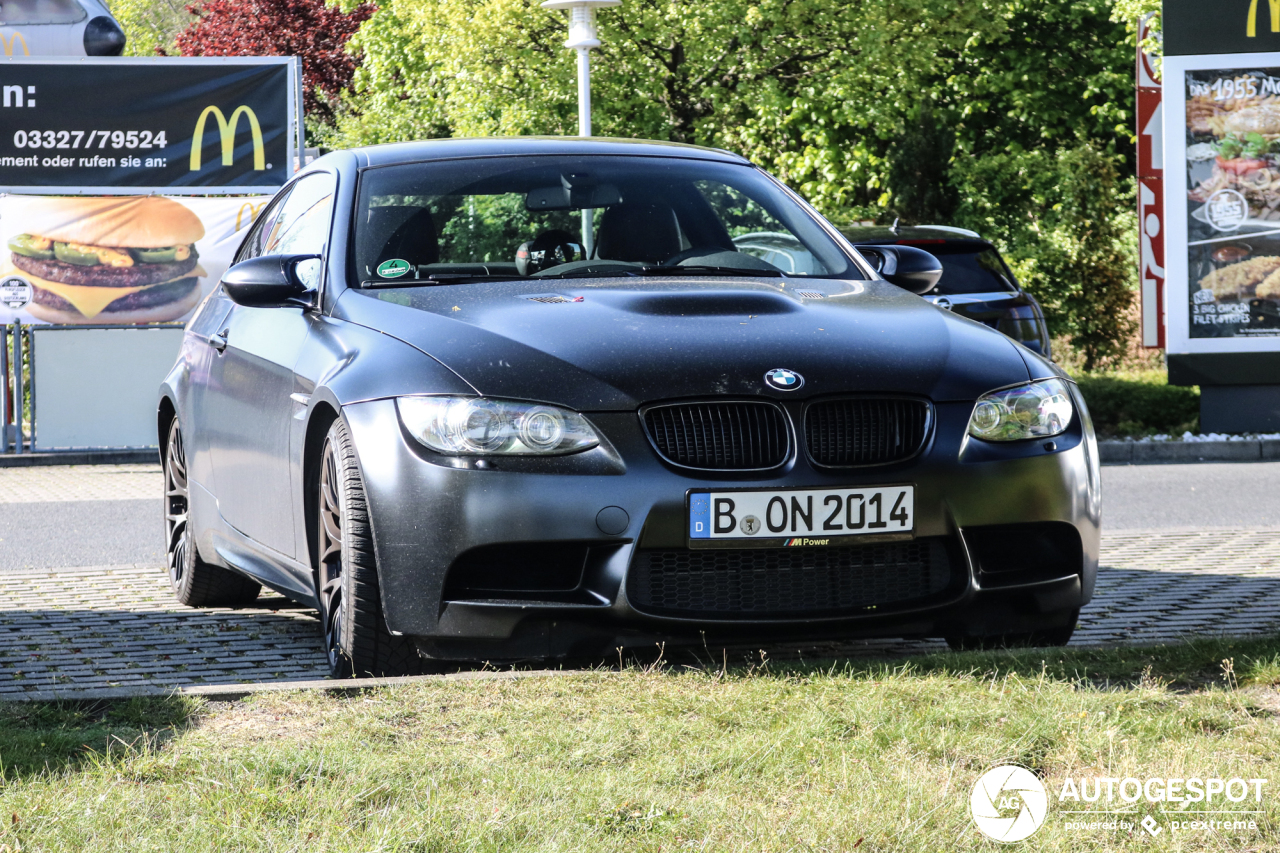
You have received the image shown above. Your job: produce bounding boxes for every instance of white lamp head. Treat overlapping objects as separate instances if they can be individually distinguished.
[541,0,620,50]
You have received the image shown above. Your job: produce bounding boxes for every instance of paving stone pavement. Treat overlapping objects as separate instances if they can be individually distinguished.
[1,528,1279,698]
[0,566,327,698]
[0,464,161,503]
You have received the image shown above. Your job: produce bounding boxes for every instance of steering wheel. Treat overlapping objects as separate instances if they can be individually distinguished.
[516,229,580,275]
[661,246,727,266]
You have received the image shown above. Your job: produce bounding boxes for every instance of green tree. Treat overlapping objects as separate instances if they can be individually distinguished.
[952,142,1138,370]
[328,0,1146,362]
[328,0,998,175]
[111,0,194,55]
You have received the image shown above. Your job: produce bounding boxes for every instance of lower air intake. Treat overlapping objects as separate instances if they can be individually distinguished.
[627,539,952,618]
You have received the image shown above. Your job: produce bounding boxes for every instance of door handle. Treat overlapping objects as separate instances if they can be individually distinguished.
[209,331,229,353]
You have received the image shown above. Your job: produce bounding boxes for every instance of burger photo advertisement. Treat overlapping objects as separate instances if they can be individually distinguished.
[7,196,206,325]
[1184,67,1280,336]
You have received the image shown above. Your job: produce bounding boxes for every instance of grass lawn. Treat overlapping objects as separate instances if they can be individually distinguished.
[2,637,1279,851]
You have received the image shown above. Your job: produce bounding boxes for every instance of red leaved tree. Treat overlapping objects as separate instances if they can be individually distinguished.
[173,0,375,124]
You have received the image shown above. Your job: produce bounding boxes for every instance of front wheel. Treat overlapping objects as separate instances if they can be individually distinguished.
[316,417,421,678]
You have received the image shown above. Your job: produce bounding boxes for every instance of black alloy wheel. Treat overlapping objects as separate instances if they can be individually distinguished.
[316,418,420,678]
[317,431,349,676]
[164,418,261,607]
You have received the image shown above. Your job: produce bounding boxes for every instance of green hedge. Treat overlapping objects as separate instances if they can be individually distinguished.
[1074,371,1199,438]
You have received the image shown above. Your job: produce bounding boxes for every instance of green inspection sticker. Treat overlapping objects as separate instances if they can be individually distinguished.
[377,258,412,279]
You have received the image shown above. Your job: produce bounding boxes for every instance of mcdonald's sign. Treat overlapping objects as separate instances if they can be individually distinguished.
[0,32,29,57]
[235,201,267,232]
[190,105,266,172]
[1167,0,1280,55]
[1248,0,1280,37]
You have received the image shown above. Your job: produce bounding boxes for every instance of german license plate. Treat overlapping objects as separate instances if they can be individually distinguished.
[688,486,914,547]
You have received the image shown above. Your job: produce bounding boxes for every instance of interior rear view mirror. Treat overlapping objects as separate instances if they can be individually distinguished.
[525,183,622,211]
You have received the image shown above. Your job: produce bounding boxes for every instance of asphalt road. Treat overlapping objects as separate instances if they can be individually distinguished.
[1102,461,1280,531]
[0,499,164,571]
[0,462,1277,571]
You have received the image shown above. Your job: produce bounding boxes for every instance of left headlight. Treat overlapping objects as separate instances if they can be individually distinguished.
[967,378,1075,442]
[397,396,601,456]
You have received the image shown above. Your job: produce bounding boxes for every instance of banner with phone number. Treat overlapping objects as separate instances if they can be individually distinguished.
[0,58,294,193]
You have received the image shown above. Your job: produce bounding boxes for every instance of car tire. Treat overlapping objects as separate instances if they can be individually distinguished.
[944,609,1078,651]
[164,418,262,607]
[317,417,421,678]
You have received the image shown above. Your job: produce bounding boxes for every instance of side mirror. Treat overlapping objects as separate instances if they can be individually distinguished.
[856,245,943,295]
[222,254,319,307]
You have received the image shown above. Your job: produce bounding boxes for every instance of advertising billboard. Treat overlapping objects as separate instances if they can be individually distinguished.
[1162,0,1280,384]
[0,57,298,194]
[0,194,270,325]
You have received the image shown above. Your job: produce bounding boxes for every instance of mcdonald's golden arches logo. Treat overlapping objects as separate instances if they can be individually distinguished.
[190,105,266,172]
[235,201,267,232]
[0,32,29,57]
[1249,0,1280,36]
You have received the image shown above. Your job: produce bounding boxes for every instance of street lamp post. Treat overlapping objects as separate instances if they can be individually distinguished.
[540,0,619,254]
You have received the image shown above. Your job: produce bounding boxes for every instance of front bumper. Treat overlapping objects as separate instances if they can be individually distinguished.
[343,392,1100,658]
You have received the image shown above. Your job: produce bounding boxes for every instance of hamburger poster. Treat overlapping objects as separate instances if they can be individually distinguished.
[0,195,269,325]
[1185,66,1280,338]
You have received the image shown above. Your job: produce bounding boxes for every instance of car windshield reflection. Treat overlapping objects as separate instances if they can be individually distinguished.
[353,155,860,286]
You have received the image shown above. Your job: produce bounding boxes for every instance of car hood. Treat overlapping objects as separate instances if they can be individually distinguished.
[334,277,1032,411]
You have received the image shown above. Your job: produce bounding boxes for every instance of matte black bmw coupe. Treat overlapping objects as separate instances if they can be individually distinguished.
[159,137,1100,677]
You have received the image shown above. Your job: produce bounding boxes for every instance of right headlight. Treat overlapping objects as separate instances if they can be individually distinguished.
[397,396,600,456]
[967,378,1074,442]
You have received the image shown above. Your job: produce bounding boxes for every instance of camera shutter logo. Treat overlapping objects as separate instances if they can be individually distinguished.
[189,106,266,172]
[970,766,1048,843]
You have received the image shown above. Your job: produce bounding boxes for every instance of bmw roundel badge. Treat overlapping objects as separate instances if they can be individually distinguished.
[764,368,804,391]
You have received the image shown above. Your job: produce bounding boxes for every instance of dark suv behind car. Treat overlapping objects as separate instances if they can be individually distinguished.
[840,225,1051,358]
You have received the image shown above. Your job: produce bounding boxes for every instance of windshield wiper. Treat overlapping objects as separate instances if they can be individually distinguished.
[361,273,519,288]
[635,264,785,278]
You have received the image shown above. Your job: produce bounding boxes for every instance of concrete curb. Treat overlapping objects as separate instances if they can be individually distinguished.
[0,450,159,468]
[0,668,598,703]
[1100,439,1280,465]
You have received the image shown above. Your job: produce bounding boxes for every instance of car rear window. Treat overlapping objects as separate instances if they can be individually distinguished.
[926,245,1019,295]
[0,0,87,24]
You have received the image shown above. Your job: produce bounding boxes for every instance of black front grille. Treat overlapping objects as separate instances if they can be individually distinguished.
[627,540,951,617]
[805,398,930,466]
[643,402,789,470]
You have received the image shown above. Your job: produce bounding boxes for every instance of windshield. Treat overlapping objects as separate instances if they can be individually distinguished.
[352,155,861,284]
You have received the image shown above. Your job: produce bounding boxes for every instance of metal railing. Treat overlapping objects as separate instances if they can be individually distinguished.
[0,321,32,454]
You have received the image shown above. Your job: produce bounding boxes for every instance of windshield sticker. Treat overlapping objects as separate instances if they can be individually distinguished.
[377,259,411,279]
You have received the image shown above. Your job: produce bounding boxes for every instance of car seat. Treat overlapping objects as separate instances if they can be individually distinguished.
[594,202,682,265]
